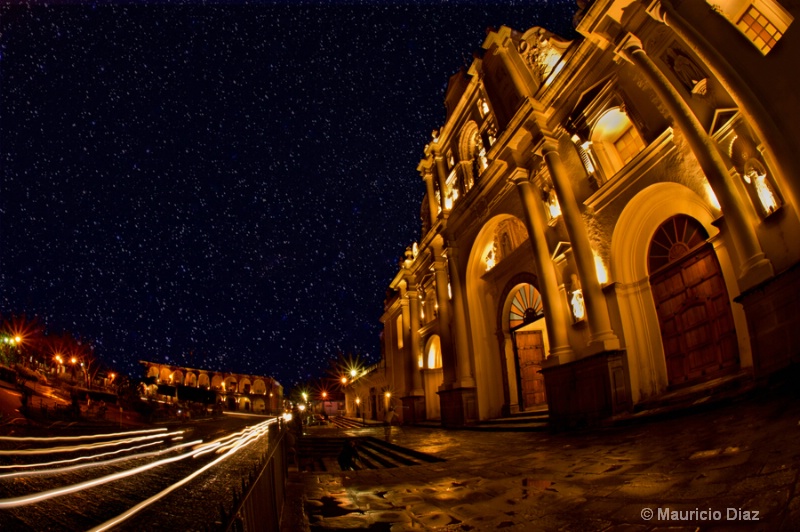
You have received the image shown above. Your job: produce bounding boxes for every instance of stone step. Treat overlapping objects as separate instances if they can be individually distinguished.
[295,435,444,472]
[481,413,549,425]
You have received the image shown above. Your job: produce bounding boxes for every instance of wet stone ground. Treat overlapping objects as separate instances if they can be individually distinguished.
[288,385,800,531]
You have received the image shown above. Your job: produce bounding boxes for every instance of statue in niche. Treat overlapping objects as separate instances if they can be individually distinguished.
[663,46,708,95]
[500,232,512,259]
[568,274,585,321]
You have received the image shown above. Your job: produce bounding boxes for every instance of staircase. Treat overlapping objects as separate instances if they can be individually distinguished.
[296,435,445,472]
[467,407,549,432]
[329,415,368,429]
[608,370,755,426]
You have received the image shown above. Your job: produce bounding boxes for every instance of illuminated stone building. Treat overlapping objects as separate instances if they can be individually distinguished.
[378,0,800,428]
[139,360,283,414]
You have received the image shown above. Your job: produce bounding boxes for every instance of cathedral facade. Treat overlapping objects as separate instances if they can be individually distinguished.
[378,0,800,428]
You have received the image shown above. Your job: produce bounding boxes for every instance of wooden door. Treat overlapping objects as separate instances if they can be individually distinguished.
[514,330,546,408]
[650,244,738,386]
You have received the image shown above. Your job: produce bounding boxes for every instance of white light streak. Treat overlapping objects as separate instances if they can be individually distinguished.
[0,440,203,479]
[0,428,167,442]
[0,439,204,509]
[90,419,277,532]
[0,431,184,455]
[0,440,164,471]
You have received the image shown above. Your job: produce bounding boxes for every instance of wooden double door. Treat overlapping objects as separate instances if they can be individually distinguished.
[650,243,739,386]
[513,329,546,409]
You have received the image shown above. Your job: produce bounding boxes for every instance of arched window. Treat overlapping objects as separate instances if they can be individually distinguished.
[427,336,442,369]
[590,108,646,184]
[509,284,544,330]
[648,215,709,273]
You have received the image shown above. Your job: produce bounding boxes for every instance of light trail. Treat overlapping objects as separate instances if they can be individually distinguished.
[0,440,164,470]
[0,439,204,509]
[0,440,200,479]
[90,418,277,532]
[0,430,184,455]
[0,427,167,442]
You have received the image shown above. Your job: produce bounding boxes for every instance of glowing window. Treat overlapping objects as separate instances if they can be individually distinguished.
[427,339,442,369]
[613,126,646,165]
[590,108,646,181]
[709,1,792,55]
[738,5,783,52]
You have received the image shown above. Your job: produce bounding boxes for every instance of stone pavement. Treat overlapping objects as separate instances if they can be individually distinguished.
[282,383,800,531]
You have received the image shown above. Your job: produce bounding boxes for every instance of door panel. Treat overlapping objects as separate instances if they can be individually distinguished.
[651,245,739,386]
[514,330,546,408]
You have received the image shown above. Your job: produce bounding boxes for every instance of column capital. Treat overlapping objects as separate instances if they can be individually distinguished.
[508,167,531,185]
[540,141,560,156]
[645,0,669,24]
[616,32,644,59]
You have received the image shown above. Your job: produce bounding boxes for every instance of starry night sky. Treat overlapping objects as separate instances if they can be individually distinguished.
[0,1,576,388]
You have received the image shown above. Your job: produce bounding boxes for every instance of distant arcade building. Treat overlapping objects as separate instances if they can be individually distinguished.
[374,0,800,429]
[139,360,283,414]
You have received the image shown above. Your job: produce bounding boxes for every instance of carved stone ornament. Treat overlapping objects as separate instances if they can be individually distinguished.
[517,27,572,85]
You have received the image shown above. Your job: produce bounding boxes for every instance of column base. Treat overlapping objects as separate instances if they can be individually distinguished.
[587,335,621,355]
[548,345,575,365]
[437,387,477,428]
[400,395,426,425]
[737,254,774,291]
[541,350,630,431]
[736,263,800,378]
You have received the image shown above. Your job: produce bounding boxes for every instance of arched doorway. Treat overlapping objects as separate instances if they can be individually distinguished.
[508,283,547,409]
[648,215,739,387]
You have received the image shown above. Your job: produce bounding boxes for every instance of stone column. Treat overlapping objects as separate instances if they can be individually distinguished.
[444,241,475,388]
[407,281,424,395]
[509,167,575,364]
[431,241,457,386]
[618,35,773,289]
[434,154,450,211]
[421,167,439,226]
[397,280,411,396]
[542,142,620,352]
[647,0,799,212]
